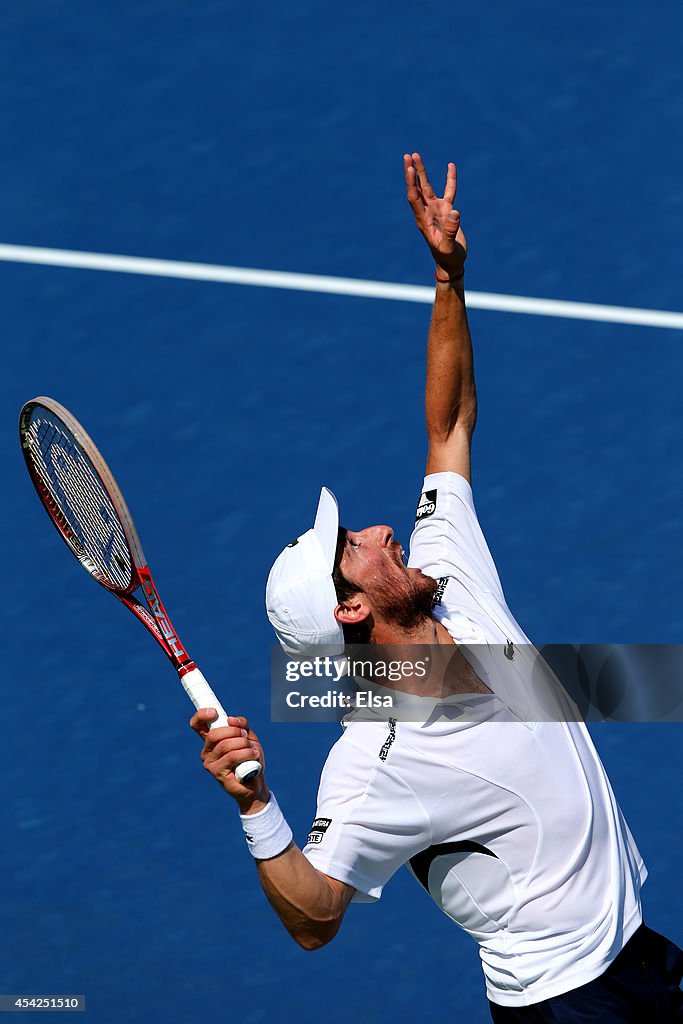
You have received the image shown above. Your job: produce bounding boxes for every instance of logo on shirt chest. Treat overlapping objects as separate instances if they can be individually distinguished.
[307,817,332,844]
[415,489,437,522]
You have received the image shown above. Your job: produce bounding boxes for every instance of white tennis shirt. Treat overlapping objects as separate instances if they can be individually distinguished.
[303,471,647,1007]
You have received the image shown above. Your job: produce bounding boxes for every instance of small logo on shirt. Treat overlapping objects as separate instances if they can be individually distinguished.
[415,489,437,522]
[378,718,397,762]
[431,576,450,607]
[307,817,332,844]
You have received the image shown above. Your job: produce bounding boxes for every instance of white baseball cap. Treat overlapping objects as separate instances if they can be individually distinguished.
[266,487,344,656]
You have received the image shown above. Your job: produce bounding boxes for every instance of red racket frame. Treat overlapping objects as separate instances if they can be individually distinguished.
[19,397,261,783]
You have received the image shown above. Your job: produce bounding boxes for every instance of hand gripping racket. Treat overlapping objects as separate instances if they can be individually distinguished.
[19,396,262,784]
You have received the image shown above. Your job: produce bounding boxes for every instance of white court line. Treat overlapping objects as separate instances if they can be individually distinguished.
[0,242,682,330]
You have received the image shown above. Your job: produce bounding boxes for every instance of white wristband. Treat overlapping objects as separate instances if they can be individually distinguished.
[240,793,293,860]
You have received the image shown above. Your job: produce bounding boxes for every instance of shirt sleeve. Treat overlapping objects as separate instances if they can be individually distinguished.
[408,470,505,602]
[302,730,432,903]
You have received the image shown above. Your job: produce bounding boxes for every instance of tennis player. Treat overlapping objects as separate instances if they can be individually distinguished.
[191,154,683,1022]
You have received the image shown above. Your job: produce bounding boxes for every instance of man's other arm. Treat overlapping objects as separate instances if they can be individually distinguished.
[190,709,354,950]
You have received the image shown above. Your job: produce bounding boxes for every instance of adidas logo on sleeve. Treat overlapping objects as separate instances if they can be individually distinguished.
[415,489,437,522]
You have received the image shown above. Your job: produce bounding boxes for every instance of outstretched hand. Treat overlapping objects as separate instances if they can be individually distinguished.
[404,153,467,279]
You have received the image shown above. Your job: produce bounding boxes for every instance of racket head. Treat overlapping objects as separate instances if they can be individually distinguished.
[19,396,146,595]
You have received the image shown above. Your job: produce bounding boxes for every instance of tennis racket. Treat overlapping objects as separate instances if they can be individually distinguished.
[19,396,262,784]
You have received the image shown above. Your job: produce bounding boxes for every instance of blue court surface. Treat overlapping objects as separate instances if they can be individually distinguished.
[1,3,682,1021]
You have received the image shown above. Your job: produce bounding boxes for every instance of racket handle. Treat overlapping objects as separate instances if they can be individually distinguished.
[180,666,262,784]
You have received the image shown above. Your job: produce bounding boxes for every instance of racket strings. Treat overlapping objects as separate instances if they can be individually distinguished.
[25,410,133,591]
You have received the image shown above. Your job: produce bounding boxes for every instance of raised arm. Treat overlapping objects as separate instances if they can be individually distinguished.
[405,153,477,483]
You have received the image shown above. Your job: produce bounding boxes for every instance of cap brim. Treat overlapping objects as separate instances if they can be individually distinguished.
[313,486,339,570]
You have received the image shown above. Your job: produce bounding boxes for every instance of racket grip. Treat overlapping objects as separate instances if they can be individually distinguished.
[180,666,262,784]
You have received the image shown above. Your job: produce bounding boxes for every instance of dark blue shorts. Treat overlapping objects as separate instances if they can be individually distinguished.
[489,925,683,1022]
